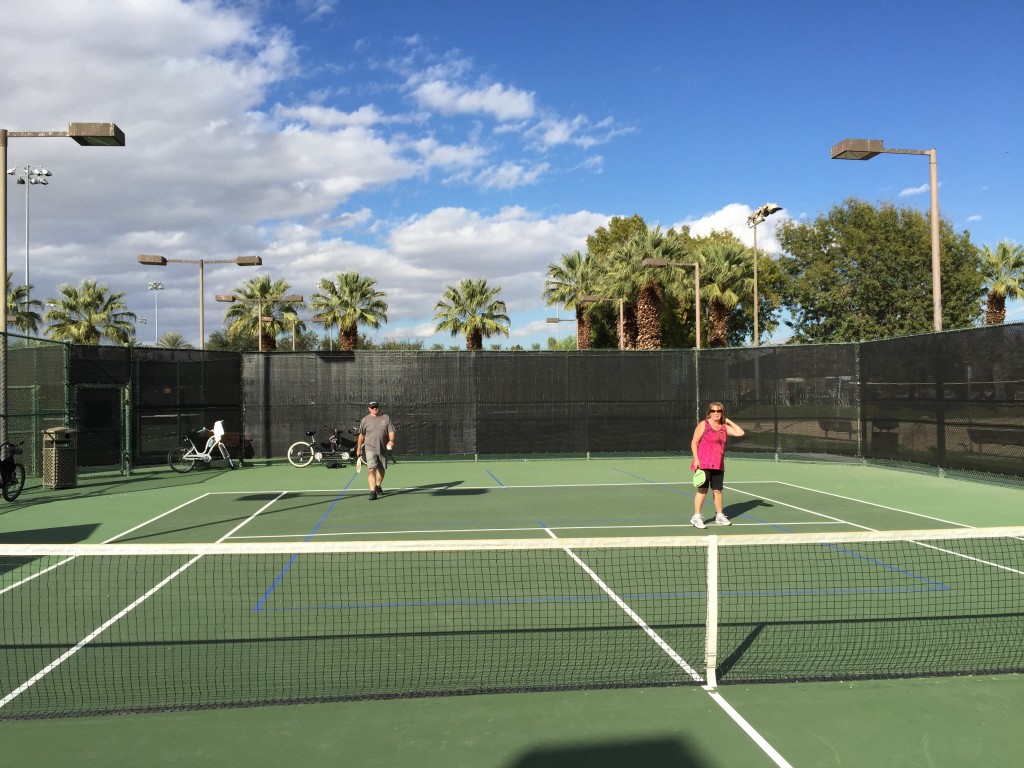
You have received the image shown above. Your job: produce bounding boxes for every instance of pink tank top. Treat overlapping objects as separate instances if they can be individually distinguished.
[696,419,727,470]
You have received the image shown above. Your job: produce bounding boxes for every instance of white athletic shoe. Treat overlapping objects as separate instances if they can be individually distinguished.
[715,514,731,526]
[690,514,707,530]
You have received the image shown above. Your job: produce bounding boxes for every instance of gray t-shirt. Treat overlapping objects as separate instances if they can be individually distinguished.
[358,413,394,454]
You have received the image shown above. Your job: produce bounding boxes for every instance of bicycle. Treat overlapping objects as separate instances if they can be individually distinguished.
[1,441,26,502]
[287,426,356,468]
[168,420,236,473]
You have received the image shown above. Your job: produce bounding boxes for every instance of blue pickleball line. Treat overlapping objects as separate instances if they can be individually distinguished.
[486,469,506,488]
[252,474,359,612]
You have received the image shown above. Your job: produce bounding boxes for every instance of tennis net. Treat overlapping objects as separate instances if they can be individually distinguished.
[2,527,1023,718]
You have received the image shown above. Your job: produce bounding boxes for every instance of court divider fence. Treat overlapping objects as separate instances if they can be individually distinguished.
[1,322,1021,482]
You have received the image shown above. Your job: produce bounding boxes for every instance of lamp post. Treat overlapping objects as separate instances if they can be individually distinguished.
[545,314,579,349]
[148,281,163,344]
[1,122,125,443]
[138,255,262,349]
[641,258,701,349]
[745,203,782,348]
[216,293,302,352]
[580,295,625,350]
[831,138,942,332]
[6,164,52,310]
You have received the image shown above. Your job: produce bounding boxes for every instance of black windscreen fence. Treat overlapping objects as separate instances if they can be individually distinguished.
[3,323,1021,479]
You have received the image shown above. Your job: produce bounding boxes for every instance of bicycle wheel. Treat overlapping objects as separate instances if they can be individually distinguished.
[218,443,236,469]
[1,464,25,501]
[287,441,316,467]
[168,446,196,473]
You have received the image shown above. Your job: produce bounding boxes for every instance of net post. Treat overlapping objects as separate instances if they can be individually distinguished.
[704,534,719,688]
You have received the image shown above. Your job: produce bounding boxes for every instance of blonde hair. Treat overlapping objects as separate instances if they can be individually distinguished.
[705,401,725,417]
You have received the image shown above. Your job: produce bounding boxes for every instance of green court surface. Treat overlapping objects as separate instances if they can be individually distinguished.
[2,457,1023,766]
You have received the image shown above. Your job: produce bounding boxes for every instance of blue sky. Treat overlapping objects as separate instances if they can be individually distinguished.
[3,0,1022,348]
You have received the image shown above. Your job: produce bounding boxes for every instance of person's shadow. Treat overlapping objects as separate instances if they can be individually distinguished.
[719,498,773,522]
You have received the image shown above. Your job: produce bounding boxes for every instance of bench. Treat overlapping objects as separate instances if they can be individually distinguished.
[818,419,855,439]
[967,427,1024,454]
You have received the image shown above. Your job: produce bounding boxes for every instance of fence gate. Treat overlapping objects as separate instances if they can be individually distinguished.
[73,384,129,471]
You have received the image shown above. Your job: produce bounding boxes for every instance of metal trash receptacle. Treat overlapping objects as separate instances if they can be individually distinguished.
[42,427,78,489]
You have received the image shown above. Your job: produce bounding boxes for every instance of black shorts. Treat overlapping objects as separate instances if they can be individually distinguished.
[696,468,724,491]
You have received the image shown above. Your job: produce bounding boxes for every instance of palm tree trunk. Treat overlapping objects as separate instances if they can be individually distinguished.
[576,308,592,350]
[466,329,483,350]
[985,292,1006,325]
[635,283,662,350]
[340,326,358,351]
[709,301,730,347]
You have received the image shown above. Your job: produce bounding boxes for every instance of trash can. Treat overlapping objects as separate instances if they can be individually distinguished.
[42,427,78,489]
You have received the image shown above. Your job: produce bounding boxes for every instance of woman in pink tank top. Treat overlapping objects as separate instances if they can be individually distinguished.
[689,401,745,529]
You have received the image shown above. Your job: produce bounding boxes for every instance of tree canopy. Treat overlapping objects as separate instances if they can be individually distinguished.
[776,198,983,342]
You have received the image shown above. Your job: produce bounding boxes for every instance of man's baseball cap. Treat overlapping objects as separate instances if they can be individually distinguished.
[368,400,380,408]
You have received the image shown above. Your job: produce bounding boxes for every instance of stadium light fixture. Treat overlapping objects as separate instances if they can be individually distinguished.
[642,258,702,350]
[545,315,579,350]
[1,121,125,444]
[139,254,262,349]
[6,164,52,312]
[831,138,941,332]
[745,203,783,347]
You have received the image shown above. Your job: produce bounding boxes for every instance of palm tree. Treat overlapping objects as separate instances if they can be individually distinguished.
[5,272,43,336]
[597,226,684,349]
[157,332,193,349]
[696,241,750,347]
[981,241,1024,325]
[433,278,510,350]
[542,250,593,349]
[223,275,302,351]
[310,271,388,352]
[44,279,136,345]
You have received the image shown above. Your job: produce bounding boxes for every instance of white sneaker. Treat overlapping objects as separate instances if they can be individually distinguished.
[715,514,731,526]
[690,514,707,529]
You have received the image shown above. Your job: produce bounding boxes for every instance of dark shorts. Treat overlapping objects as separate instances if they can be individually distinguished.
[696,468,724,491]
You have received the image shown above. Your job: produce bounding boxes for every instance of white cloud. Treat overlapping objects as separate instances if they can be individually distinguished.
[899,183,930,197]
[410,80,536,121]
[676,203,789,253]
[967,214,983,222]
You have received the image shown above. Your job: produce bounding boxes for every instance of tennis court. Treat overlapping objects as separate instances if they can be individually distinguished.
[2,456,1023,766]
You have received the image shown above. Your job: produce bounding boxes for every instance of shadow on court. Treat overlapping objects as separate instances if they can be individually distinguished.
[722,498,774,521]
[0,523,100,544]
[507,737,707,767]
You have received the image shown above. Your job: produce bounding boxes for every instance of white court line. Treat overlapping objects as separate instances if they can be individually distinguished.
[772,481,969,529]
[729,484,1024,574]
[541,525,793,768]
[0,492,288,713]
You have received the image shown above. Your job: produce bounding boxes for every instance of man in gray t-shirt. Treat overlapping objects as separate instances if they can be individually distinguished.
[356,400,395,501]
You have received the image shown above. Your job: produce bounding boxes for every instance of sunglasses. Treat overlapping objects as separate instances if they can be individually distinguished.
[369,405,379,410]
[709,409,724,413]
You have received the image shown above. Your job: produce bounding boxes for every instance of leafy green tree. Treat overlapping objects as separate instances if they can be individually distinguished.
[310,271,388,352]
[45,279,136,345]
[777,198,983,342]
[156,332,193,349]
[5,272,43,335]
[433,278,510,350]
[980,241,1024,325]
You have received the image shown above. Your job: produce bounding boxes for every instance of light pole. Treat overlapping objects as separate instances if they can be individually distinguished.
[1,122,125,443]
[216,293,302,352]
[6,164,52,310]
[745,203,782,348]
[831,138,942,332]
[545,314,578,349]
[580,295,625,350]
[138,255,262,349]
[147,281,163,344]
[641,258,701,349]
